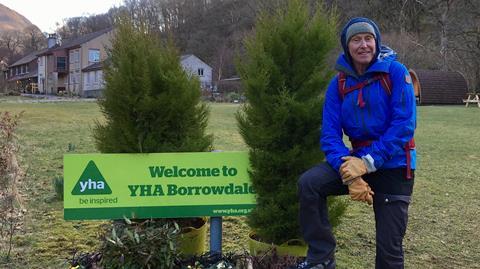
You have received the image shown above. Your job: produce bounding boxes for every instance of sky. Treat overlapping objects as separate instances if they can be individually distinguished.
[0,0,124,33]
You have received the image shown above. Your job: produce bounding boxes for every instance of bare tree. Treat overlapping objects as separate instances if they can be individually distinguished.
[435,0,454,70]
[0,31,24,63]
[21,25,46,53]
[447,0,480,90]
[56,16,87,40]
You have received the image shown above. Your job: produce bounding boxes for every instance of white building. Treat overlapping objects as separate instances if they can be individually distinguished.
[82,62,104,98]
[180,54,213,89]
[37,29,112,96]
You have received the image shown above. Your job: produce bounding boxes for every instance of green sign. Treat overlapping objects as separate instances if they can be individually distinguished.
[64,152,255,220]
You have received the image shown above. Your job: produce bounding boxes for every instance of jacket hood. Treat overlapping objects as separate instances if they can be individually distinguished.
[340,17,382,68]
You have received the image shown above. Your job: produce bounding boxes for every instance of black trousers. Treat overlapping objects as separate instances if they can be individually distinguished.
[298,162,414,269]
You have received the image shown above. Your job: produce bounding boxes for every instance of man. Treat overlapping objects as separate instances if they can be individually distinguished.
[295,17,416,269]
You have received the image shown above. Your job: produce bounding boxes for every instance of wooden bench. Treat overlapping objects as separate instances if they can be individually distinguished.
[463,93,480,108]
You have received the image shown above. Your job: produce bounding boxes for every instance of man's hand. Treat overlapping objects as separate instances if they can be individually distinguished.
[347,177,374,205]
[340,156,368,181]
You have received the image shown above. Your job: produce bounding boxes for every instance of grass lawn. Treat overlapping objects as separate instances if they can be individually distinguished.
[0,97,479,268]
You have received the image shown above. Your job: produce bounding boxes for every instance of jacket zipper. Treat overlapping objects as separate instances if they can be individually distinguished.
[351,90,360,129]
[359,87,369,136]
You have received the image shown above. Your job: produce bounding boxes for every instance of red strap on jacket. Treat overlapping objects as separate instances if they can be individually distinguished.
[350,139,373,149]
[350,138,415,180]
[338,72,391,108]
[404,139,415,179]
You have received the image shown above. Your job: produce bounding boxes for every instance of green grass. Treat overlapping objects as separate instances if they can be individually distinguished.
[0,97,479,268]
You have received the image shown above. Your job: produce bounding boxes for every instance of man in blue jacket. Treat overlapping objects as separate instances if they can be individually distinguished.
[295,17,416,269]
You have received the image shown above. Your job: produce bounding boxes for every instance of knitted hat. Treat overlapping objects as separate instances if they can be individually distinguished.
[340,18,382,65]
[345,21,376,43]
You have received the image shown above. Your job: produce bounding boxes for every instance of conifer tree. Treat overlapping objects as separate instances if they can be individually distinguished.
[93,17,213,263]
[94,17,212,154]
[237,0,346,244]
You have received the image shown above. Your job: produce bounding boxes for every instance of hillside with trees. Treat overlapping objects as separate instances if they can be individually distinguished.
[1,0,479,91]
[0,4,40,32]
[0,4,44,64]
[110,0,480,91]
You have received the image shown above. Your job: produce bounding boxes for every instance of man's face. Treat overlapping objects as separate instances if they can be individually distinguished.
[348,33,376,67]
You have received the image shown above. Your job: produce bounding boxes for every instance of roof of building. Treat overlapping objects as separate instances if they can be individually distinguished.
[82,62,103,72]
[10,48,48,67]
[180,54,193,61]
[220,76,240,81]
[38,27,112,56]
[7,70,38,81]
[58,27,112,50]
[180,54,211,68]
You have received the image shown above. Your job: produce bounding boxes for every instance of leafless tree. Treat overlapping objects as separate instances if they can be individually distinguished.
[0,31,24,63]
[21,25,46,53]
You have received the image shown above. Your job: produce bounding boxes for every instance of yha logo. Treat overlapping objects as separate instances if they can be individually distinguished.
[79,178,107,192]
[72,160,112,195]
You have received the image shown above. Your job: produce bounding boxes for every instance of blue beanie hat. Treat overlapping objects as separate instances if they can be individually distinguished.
[341,17,381,63]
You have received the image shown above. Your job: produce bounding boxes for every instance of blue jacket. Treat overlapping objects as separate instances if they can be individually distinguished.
[321,19,416,173]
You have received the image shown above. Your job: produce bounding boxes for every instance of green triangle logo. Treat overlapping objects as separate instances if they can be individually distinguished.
[71,160,112,195]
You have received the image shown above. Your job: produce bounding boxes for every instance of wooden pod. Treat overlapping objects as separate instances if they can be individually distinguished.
[409,69,468,105]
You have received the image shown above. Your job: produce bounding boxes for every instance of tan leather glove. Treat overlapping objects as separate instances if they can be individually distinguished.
[346,177,374,205]
[340,156,368,182]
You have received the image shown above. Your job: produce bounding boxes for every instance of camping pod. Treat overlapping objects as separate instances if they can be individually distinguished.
[408,69,468,105]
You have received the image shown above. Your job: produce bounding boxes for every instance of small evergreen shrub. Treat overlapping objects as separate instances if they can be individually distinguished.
[52,176,64,201]
[93,16,212,154]
[67,143,76,152]
[236,0,346,245]
[226,92,242,103]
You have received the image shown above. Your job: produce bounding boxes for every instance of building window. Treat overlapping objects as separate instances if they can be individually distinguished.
[75,50,80,62]
[57,57,66,71]
[198,68,204,76]
[89,49,100,63]
[25,65,29,73]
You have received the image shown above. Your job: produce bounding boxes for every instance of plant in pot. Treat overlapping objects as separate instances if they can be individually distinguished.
[236,0,347,257]
[93,15,213,260]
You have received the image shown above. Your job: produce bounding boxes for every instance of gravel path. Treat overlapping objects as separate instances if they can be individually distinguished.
[0,94,98,103]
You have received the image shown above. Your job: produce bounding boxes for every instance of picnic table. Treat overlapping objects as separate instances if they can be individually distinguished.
[463,93,480,108]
